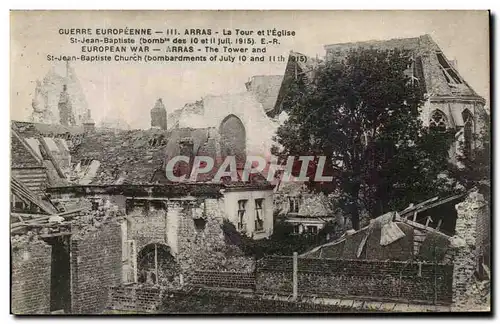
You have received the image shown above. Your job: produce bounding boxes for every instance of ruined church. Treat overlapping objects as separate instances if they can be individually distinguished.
[11,34,489,314]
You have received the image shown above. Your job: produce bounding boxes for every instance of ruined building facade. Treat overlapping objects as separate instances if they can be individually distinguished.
[167,76,282,160]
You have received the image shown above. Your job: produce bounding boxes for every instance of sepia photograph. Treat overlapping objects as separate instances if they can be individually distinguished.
[9,10,491,315]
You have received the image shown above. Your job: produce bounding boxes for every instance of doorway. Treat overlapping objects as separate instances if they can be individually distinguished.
[46,235,71,313]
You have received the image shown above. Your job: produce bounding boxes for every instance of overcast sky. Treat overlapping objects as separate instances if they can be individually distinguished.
[10,10,489,129]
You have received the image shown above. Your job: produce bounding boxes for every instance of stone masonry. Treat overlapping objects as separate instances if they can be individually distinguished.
[11,235,52,314]
[70,221,122,314]
[451,190,490,311]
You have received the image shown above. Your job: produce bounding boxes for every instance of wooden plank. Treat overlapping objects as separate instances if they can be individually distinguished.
[400,218,451,237]
[37,136,65,178]
[425,216,433,227]
[400,196,439,216]
[436,219,443,231]
[357,226,373,258]
[154,244,158,284]
[11,177,55,215]
[39,231,74,238]
[409,194,465,216]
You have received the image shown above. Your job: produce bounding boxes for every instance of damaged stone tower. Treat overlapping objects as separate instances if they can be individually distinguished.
[151,98,167,130]
[31,60,89,126]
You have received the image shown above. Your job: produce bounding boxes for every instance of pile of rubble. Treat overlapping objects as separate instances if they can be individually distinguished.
[11,231,50,250]
[71,202,125,239]
[460,277,491,311]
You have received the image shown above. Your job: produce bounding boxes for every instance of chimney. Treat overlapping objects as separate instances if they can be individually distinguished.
[83,109,95,133]
[179,137,194,178]
[151,98,167,130]
[83,119,95,133]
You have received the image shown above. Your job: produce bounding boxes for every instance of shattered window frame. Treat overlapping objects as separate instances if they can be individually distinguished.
[436,51,463,85]
[288,196,300,213]
[237,199,247,231]
[254,198,264,231]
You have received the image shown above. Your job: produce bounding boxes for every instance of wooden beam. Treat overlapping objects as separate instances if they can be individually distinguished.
[39,231,74,238]
[425,216,433,228]
[436,219,443,231]
[154,243,159,285]
[399,218,450,237]
[411,194,465,216]
[400,196,439,217]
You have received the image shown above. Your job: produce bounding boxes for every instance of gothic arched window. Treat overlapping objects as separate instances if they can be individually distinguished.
[429,110,448,130]
[462,109,474,159]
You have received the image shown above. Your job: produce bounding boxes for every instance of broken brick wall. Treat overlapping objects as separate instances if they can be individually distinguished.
[176,198,255,274]
[108,285,355,314]
[109,285,163,313]
[189,271,256,290]
[11,236,52,314]
[256,256,453,304]
[256,256,293,294]
[70,221,122,314]
[475,195,490,270]
[127,202,168,252]
[451,191,490,311]
[119,196,254,286]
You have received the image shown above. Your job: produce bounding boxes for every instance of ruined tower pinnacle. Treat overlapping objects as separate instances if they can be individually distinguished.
[151,98,167,130]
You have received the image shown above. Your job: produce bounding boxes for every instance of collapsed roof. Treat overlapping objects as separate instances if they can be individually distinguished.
[302,194,466,263]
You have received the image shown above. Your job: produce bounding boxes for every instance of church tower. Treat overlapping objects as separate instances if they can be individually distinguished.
[151,98,167,130]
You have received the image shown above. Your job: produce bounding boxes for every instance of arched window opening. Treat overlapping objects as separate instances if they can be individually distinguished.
[137,243,180,286]
[462,110,474,159]
[219,115,246,167]
[429,110,448,131]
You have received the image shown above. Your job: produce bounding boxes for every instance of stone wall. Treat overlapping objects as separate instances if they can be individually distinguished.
[127,202,168,252]
[256,256,453,305]
[190,271,256,290]
[109,285,164,313]
[256,256,293,294]
[452,191,490,311]
[11,237,52,314]
[70,221,122,314]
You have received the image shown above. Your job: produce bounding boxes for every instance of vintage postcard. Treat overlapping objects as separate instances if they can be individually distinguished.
[10,10,490,315]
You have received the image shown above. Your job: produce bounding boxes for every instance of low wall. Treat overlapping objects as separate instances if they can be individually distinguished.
[109,285,164,313]
[189,271,256,290]
[256,256,453,305]
[108,286,370,313]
